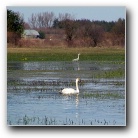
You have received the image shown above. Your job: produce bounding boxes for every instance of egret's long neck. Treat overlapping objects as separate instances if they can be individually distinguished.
[76,80,79,92]
[78,54,80,59]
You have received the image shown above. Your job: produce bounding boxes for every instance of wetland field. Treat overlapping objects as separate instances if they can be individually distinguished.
[7,47,126,126]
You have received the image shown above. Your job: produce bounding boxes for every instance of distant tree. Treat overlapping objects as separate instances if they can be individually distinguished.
[7,9,24,45]
[7,9,24,34]
[63,19,77,47]
[112,18,125,36]
[53,13,74,29]
[111,18,125,46]
[28,12,55,28]
[28,13,37,28]
[84,23,104,47]
[93,20,115,32]
[58,13,74,21]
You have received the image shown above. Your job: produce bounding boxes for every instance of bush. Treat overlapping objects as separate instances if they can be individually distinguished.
[39,31,45,39]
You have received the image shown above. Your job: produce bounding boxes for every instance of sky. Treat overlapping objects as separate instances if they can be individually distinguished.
[7,6,126,22]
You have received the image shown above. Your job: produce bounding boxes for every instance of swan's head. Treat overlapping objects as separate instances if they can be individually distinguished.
[76,78,81,82]
[78,53,80,55]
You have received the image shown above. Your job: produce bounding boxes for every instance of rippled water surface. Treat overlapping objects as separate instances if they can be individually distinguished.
[7,61,126,126]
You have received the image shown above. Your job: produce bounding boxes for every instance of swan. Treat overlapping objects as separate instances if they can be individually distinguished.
[60,78,81,94]
[72,53,80,61]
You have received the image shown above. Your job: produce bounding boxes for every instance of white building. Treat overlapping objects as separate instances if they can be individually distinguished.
[23,29,39,38]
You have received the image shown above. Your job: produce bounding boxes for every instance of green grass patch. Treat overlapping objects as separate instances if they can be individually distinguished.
[7,47,125,62]
[95,68,125,78]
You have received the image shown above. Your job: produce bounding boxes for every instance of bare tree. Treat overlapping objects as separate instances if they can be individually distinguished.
[28,12,55,28]
[43,12,55,27]
[37,13,43,28]
[84,23,104,47]
[28,13,38,28]
[58,13,74,21]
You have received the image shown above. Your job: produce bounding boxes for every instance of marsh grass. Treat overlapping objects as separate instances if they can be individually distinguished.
[8,114,117,126]
[7,47,125,61]
[82,92,125,99]
[95,68,125,78]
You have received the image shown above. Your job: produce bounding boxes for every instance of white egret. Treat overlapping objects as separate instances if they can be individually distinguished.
[72,53,80,61]
[60,78,81,94]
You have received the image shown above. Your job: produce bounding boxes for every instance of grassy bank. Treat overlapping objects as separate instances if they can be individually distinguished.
[7,47,125,62]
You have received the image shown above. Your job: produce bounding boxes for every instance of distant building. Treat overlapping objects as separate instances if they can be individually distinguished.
[22,29,39,38]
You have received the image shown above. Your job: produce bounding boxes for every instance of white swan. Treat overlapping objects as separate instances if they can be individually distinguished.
[72,53,80,61]
[60,78,81,94]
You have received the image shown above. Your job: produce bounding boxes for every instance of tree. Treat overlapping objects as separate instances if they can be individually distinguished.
[63,19,77,47]
[58,13,74,21]
[111,18,125,46]
[112,18,125,36]
[28,12,55,28]
[28,13,38,28]
[7,9,24,45]
[84,23,104,47]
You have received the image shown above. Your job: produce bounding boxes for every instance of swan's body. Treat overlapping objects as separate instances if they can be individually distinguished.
[60,78,80,94]
[72,53,80,61]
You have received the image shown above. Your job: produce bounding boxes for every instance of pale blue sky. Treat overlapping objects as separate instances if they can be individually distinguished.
[7,6,126,22]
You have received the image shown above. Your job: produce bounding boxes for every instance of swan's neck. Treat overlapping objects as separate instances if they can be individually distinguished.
[76,80,79,92]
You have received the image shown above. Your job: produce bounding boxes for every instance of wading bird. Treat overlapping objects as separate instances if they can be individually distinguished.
[60,78,81,94]
[72,53,80,61]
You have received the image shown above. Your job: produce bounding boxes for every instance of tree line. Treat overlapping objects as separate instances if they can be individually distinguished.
[7,10,125,47]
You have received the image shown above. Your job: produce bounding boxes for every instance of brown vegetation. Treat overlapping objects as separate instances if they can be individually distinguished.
[7,10,125,48]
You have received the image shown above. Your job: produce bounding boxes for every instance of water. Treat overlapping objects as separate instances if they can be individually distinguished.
[7,61,126,126]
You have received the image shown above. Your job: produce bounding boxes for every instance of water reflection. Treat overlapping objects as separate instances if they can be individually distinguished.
[60,94,79,120]
[75,94,79,119]
[8,61,103,71]
[75,94,79,107]
[61,95,79,108]
[7,62,23,70]
[76,62,80,71]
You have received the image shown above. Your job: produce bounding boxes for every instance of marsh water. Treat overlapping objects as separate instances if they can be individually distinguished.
[7,61,125,126]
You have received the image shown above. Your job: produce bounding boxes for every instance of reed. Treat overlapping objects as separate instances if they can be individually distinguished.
[7,115,117,126]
